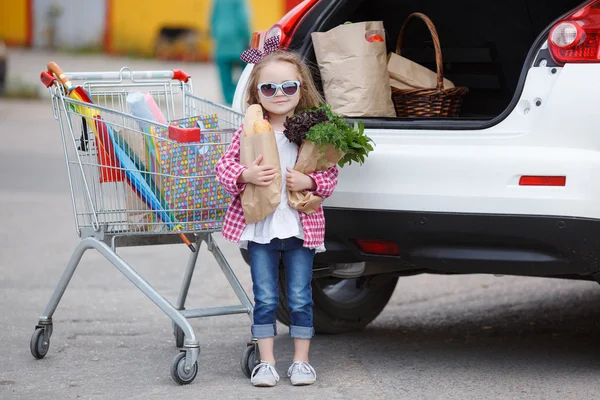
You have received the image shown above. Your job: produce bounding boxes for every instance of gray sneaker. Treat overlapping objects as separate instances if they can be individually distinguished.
[250,362,280,387]
[287,361,317,386]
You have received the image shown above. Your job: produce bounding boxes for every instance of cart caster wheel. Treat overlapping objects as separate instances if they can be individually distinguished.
[171,352,198,385]
[174,325,184,348]
[241,343,258,378]
[30,328,49,359]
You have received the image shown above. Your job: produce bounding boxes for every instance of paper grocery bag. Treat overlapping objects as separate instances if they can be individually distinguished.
[311,21,396,117]
[239,108,282,224]
[288,141,343,215]
[387,52,455,90]
[390,76,415,90]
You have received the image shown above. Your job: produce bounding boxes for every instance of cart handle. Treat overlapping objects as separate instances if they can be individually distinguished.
[172,69,191,82]
[40,71,56,88]
[59,68,191,83]
[41,64,191,86]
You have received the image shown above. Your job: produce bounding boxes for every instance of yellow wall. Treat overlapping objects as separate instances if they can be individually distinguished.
[109,0,285,56]
[0,0,285,51]
[0,0,29,45]
[248,0,285,31]
[110,0,209,56]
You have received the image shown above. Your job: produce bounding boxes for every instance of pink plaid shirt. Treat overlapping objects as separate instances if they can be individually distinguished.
[215,126,339,249]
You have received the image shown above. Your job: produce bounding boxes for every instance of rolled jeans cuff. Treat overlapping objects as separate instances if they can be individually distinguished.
[290,325,314,339]
[252,323,276,338]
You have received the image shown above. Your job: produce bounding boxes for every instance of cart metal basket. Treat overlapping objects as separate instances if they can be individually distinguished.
[31,65,258,384]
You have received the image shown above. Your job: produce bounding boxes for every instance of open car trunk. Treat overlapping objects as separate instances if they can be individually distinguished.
[292,0,584,121]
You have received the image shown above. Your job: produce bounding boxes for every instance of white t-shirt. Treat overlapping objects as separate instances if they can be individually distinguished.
[239,131,325,253]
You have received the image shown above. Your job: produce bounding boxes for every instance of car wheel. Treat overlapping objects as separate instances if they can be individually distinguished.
[277,272,398,334]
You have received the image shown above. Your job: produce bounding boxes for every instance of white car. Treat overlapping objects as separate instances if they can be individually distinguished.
[232,0,598,334]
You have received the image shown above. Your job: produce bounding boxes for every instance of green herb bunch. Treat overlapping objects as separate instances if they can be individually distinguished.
[283,104,374,167]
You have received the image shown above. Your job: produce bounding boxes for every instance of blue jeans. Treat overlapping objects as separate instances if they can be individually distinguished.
[248,238,315,339]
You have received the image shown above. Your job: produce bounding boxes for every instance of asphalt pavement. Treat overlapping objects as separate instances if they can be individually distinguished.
[2,49,600,400]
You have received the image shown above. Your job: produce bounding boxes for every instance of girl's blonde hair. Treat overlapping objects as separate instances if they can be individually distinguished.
[246,50,324,114]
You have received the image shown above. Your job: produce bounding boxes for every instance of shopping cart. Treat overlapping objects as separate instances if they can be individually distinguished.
[31,63,259,384]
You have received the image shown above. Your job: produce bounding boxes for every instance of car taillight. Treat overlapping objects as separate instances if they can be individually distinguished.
[250,0,320,50]
[548,0,600,65]
[519,176,566,186]
[355,240,400,256]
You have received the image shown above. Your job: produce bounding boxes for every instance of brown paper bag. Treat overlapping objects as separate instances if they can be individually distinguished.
[390,76,416,90]
[239,106,282,224]
[311,21,396,117]
[387,52,455,89]
[288,141,343,215]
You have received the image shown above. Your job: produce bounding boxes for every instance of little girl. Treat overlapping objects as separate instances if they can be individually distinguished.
[215,49,339,387]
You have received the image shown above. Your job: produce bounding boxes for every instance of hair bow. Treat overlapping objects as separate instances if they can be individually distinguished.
[240,35,281,64]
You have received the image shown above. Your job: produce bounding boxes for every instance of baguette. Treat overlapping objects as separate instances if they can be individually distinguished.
[243,104,265,136]
[253,119,272,134]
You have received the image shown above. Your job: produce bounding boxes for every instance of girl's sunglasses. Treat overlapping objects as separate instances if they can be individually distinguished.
[257,80,301,98]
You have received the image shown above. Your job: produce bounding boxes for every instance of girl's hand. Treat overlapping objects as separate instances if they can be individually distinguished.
[286,168,316,192]
[239,155,277,186]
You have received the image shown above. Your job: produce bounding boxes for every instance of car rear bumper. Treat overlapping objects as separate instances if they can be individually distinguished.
[316,207,600,279]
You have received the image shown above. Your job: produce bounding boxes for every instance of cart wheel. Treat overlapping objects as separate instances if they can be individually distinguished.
[171,352,198,385]
[241,344,257,378]
[174,325,184,348]
[30,328,49,359]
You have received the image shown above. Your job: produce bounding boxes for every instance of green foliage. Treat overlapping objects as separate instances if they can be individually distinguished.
[304,104,374,167]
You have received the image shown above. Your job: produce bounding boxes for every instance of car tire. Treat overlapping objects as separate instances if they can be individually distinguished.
[276,272,398,334]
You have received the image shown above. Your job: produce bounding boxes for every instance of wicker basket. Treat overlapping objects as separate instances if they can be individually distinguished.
[391,13,468,118]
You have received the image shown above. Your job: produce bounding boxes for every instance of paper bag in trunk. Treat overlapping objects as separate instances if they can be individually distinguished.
[311,21,396,117]
[288,141,343,215]
[239,105,282,224]
[387,52,455,90]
